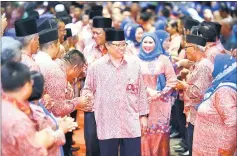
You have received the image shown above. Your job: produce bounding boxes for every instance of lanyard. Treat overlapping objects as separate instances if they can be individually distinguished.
[35,102,64,156]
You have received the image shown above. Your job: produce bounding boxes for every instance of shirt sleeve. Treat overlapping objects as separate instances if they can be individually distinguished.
[186,64,212,101]
[215,87,237,155]
[40,65,81,117]
[138,65,149,116]
[162,55,178,95]
[81,63,97,98]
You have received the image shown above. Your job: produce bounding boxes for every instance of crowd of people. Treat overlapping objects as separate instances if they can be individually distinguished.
[1,1,237,156]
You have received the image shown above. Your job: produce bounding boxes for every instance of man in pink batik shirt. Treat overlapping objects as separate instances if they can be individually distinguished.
[82,28,149,156]
[14,17,40,72]
[176,34,213,155]
[81,16,112,156]
[34,27,89,117]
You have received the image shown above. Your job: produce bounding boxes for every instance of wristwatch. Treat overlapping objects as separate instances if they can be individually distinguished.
[140,114,149,118]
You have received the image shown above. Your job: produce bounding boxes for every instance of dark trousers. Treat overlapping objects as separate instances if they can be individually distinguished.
[170,104,179,133]
[63,132,73,155]
[84,112,100,156]
[99,137,141,156]
[63,110,77,155]
[174,98,188,147]
[187,123,194,155]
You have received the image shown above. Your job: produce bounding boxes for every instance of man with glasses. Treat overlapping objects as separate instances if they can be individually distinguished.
[15,17,40,72]
[175,34,213,155]
[82,28,149,156]
[81,15,112,156]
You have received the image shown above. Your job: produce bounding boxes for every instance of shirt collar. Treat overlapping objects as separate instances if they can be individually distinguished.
[95,44,108,56]
[104,53,128,65]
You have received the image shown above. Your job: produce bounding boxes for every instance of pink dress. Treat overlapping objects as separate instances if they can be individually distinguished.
[193,86,237,156]
[139,55,177,156]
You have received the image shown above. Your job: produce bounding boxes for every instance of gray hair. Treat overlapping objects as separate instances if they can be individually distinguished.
[16,33,37,48]
[1,37,22,65]
[196,45,206,52]
[40,40,57,50]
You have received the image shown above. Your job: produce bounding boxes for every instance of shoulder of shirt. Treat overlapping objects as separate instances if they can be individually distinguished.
[2,100,30,124]
[199,58,213,70]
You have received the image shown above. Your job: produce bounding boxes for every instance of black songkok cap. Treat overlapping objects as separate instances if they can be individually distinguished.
[206,22,222,37]
[91,5,103,12]
[39,29,58,44]
[93,17,112,28]
[184,18,200,30]
[89,11,103,20]
[106,28,125,41]
[186,34,207,47]
[28,10,39,19]
[37,18,58,32]
[15,18,38,37]
[197,25,217,42]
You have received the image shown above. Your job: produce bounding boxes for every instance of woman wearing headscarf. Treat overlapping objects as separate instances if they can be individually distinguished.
[138,33,177,156]
[193,54,237,156]
[124,22,134,41]
[126,24,144,56]
[154,30,170,57]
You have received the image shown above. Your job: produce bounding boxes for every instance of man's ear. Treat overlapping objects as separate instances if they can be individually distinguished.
[105,43,109,49]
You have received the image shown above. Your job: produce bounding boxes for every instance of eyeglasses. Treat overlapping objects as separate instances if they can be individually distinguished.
[110,43,127,48]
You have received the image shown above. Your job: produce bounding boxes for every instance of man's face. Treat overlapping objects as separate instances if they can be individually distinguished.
[123,11,131,19]
[92,28,106,46]
[113,15,123,30]
[74,8,82,19]
[58,22,66,44]
[185,43,196,61]
[31,34,39,54]
[51,40,60,59]
[82,14,89,26]
[67,62,84,82]
[106,40,127,59]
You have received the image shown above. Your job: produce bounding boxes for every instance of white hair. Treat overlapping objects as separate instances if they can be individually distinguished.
[40,40,57,50]
[1,37,22,64]
[16,33,37,48]
[196,45,206,52]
